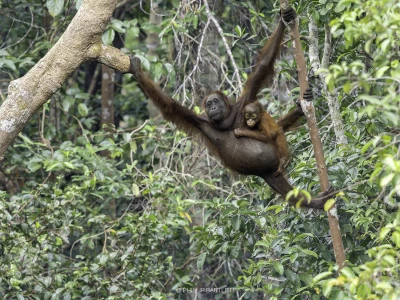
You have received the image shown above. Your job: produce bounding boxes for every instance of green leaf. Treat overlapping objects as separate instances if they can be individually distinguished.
[376,66,390,78]
[323,280,333,297]
[324,199,336,211]
[153,62,163,82]
[75,93,90,99]
[313,271,332,283]
[197,252,207,269]
[384,157,397,171]
[369,167,382,182]
[46,162,61,171]
[340,267,355,279]
[255,240,269,248]
[392,231,400,247]
[133,54,150,71]
[233,216,241,231]
[2,59,16,71]
[273,261,284,275]
[357,282,372,299]
[380,227,391,240]
[361,140,373,154]
[300,274,313,287]
[110,20,126,33]
[376,281,392,292]
[334,4,346,13]
[131,183,140,197]
[301,249,318,259]
[193,15,198,29]
[75,0,83,10]
[62,96,75,112]
[207,240,218,250]
[265,205,283,212]
[232,243,240,258]
[18,133,34,144]
[102,29,115,45]
[130,26,140,37]
[46,0,64,17]
[258,217,266,228]
[380,39,390,52]
[130,140,137,153]
[380,174,394,187]
[343,81,351,94]
[293,233,313,243]
[63,162,75,169]
[383,255,395,266]
[222,208,237,217]
[110,285,119,294]
[78,103,89,117]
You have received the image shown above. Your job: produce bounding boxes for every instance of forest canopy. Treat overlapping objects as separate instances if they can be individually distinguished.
[0,0,399,299]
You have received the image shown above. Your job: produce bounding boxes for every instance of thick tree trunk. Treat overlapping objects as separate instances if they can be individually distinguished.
[0,0,129,160]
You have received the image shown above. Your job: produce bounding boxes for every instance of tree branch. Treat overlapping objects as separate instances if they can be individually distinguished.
[93,44,130,72]
[203,0,243,94]
[279,1,346,270]
[309,19,348,145]
[0,0,130,160]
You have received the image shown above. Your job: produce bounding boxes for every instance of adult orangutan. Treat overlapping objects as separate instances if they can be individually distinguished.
[128,8,331,208]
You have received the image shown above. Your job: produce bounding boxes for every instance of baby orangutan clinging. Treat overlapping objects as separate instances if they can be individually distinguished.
[234,101,289,177]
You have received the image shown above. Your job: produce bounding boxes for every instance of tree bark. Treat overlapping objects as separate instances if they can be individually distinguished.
[0,0,129,160]
[146,1,163,120]
[280,1,346,270]
[195,0,221,103]
[308,19,348,145]
[101,65,115,127]
[100,64,116,218]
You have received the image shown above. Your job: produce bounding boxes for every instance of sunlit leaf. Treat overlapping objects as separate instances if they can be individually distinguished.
[47,0,64,16]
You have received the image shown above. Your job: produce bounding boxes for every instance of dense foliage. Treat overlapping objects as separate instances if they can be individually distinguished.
[0,0,399,299]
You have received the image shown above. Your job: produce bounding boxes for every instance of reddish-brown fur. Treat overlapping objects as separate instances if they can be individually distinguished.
[235,101,289,177]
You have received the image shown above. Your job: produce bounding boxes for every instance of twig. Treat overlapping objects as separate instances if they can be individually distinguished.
[1,7,35,50]
[203,0,242,94]
[173,18,211,98]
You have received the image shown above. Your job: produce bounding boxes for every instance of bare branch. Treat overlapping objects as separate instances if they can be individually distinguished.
[203,0,243,93]
[308,18,321,74]
[94,44,130,73]
[280,0,346,270]
[321,23,333,69]
[173,18,211,98]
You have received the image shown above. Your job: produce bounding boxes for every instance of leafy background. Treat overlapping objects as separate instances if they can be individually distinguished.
[0,0,399,299]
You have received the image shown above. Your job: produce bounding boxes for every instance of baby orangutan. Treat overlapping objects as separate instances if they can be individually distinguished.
[234,101,289,177]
